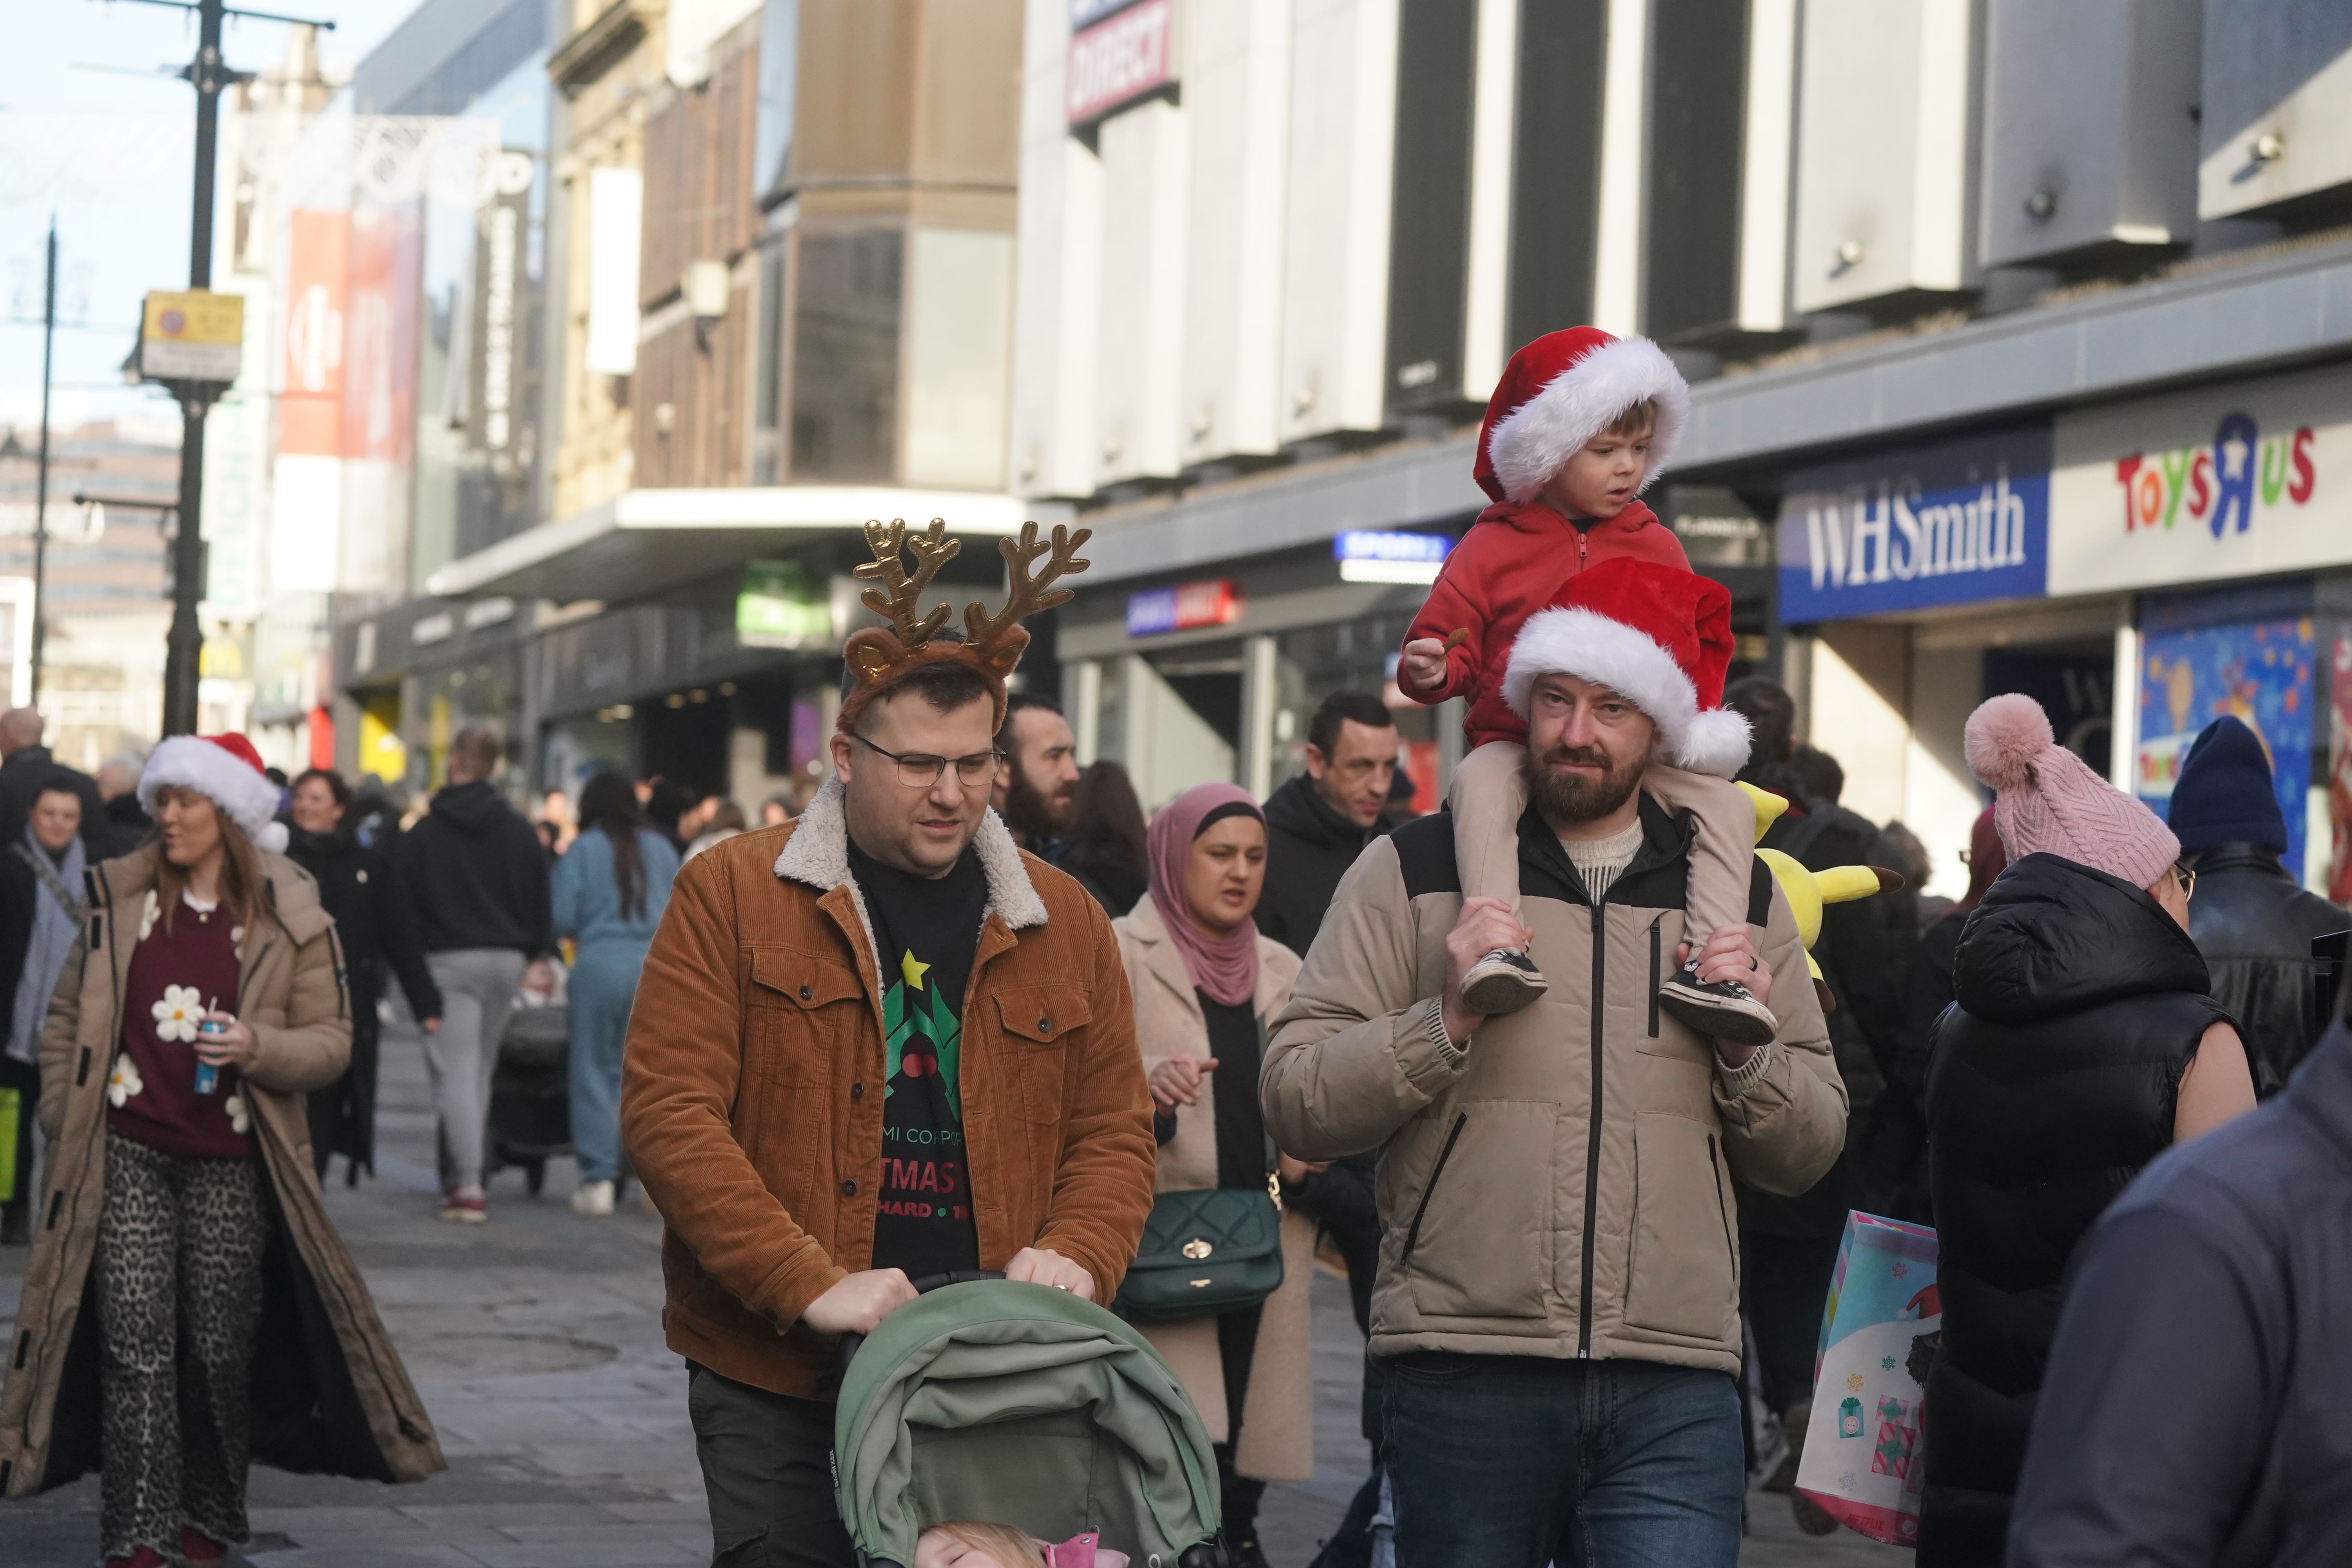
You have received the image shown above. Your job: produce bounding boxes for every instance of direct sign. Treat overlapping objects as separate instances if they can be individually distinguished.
[1067,0,1177,128]
[2046,364,2347,595]
[1126,579,1239,638]
[141,289,245,383]
[1774,425,2051,623]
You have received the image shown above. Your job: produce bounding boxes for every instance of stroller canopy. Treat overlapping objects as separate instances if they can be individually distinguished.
[835,1280,1221,1568]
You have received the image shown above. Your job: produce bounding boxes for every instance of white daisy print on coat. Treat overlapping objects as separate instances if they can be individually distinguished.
[137,890,160,942]
[107,1054,144,1107]
[224,1094,251,1134]
[152,984,204,1044]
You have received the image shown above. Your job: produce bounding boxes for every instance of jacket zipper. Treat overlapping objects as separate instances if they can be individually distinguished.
[1579,897,1606,1356]
[1706,1134,1737,1270]
[1647,916,1663,1038]
[1399,1111,1468,1264]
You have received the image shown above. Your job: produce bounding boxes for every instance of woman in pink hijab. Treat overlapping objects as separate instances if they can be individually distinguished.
[1110,782,1322,1568]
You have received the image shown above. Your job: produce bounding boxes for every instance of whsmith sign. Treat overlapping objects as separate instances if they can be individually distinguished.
[1775,425,2051,623]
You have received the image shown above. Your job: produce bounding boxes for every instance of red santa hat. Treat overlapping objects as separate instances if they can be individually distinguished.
[1501,557,1751,777]
[138,733,289,852]
[1475,327,1691,504]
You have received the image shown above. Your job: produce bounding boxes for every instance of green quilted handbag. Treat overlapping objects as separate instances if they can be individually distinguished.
[1112,1184,1285,1323]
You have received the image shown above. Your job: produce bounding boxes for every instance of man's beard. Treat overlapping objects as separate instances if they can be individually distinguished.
[1003,766,1070,843]
[1527,742,1643,823]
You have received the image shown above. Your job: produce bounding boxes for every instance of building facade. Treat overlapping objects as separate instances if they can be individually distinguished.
[344,0,1043,811]
[1004,0,2352,897]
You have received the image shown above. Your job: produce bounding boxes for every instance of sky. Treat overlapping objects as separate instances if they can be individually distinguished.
[0,0,427,437]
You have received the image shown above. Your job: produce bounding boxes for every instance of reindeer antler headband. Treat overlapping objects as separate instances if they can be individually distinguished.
[836,517,1093,732]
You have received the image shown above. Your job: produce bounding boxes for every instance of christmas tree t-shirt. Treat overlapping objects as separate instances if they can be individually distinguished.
[847,838,986,1280]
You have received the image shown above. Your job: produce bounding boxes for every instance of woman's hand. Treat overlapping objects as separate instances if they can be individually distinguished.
[195,1011,258,1069]
[1401,637,1449,692]
[1148,1054,1217,1111]
[1276,1152,1328,1185]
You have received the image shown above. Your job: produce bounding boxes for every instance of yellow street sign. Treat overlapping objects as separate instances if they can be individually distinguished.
[141,289,245,382]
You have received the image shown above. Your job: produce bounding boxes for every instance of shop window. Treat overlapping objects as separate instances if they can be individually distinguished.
[753,239,788,484]
[790,229,903,481]
[1273,613,1442,814]
[904,227,1013,490]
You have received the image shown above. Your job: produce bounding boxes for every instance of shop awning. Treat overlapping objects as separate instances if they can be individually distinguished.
[423,486,1073,604]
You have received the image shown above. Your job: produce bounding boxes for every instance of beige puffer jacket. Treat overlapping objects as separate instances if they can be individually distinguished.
[1261,797,1847,1375]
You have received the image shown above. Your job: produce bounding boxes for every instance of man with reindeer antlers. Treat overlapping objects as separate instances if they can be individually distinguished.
[622,519,1156,1568]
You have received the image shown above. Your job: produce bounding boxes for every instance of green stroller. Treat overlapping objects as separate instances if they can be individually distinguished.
[834,1274,1229,1568]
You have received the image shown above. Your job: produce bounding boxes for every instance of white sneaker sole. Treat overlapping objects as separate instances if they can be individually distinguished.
[1461,962,1546,1016]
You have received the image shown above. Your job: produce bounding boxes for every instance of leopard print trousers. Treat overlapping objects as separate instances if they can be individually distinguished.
[96,1129,267,1560]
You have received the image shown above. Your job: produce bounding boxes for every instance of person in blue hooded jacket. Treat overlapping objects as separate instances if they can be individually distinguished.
[2167,714,2348,1094]
[552,769,679,1216]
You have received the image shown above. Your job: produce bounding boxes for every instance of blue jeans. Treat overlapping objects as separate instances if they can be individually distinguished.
[568,938,649,1183]
[1383,1353,1744,1568]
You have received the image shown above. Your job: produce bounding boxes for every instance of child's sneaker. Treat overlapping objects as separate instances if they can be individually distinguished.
[1461,949,1546,1016]
[1658,959,1777,1045]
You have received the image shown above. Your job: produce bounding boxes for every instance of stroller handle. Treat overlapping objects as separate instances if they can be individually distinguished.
[838,1269,1007,1374]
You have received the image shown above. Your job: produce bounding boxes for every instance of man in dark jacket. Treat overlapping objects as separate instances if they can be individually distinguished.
[396,727,552,1221]
[2009,1015,2352,1567]
[0,708,103,855]
[2168,714,2347,1094]
[1256,690,1396,956]
[1258,690,1397,1568]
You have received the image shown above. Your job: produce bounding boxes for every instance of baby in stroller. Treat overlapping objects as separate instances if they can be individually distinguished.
[916,1521,1126,1568]
[838,1278,1227,1568]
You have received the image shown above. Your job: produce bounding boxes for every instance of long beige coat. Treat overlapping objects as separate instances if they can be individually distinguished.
[1114,898,1314,1485]
[0,845,443,1498]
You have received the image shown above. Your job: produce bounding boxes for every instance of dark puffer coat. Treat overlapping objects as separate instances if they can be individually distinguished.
[1918,853,2232,1567]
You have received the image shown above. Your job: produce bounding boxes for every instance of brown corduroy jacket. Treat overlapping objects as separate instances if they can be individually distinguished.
[621,779,1157,1401]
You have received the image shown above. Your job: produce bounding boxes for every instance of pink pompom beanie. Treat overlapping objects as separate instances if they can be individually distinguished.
[1963,693,2178,890]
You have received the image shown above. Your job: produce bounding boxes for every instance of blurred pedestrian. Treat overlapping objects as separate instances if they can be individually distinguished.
[397,728,552,1223]
[685,799,747,861]
[2167,714,2348,1094]
[1056,760,1149,915]
[1116,783,1319,1568]
[94,750,154,858]
[2009,1005,2352,1566]
[552,771,679,1217]
[285,768,443,1184]
[993,691,1080,854]
[760,793,793,827]
[1918,694,2256,1568]
[1724,679,1909,1530]
[0,734,442,1564]
[1871,806,2008,1228]
[1878,821,1945,924]
[0,707,103,854]
[644,778,695,853]
[0,774,86,1244]
[1265,633,1847,1568]
[1256,690,1395,956]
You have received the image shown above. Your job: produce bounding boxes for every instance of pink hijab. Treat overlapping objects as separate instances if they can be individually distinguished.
[1145,782,1265,1007]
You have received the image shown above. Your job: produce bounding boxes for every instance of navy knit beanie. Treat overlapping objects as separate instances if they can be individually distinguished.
[2167,715,2287,854]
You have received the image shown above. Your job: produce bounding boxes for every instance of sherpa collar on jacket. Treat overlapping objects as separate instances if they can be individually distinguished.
[772,777,1048,959]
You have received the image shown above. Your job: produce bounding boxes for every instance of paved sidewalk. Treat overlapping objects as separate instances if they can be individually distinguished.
[1,1020,1897,1566]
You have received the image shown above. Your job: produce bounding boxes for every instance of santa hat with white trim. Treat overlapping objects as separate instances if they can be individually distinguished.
[1475,326,1690,504]
[138,733,289,852]
[1502,557,1751,777]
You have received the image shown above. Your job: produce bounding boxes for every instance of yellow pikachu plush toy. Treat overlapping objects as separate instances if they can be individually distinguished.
[1737,782,1903,1013]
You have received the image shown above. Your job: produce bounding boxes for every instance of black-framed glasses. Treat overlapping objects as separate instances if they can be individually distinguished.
[2174,861,2198,900]
[853,734,1004,789]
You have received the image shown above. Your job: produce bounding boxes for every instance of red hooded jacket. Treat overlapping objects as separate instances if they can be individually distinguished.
[1401,498,1690,749]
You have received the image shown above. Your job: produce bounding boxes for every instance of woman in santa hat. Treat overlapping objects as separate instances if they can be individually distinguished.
[0,734,441,1567]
